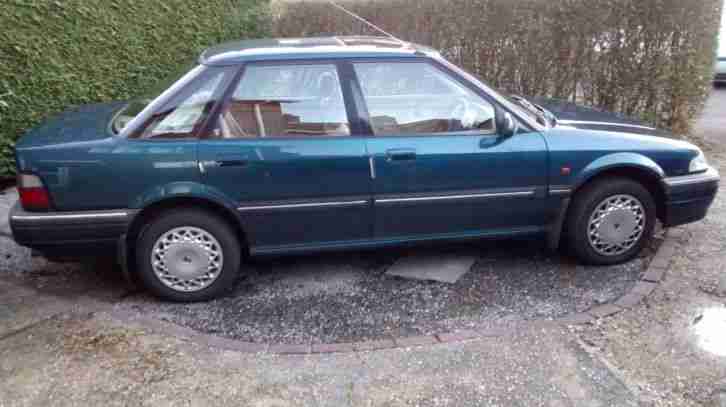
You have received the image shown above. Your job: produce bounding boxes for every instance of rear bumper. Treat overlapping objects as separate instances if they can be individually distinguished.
[9,203,136,257]
[662,167,720,227]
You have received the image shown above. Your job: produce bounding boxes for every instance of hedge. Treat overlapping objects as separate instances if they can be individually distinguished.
[0,0,270,177]
[274,0,722,138]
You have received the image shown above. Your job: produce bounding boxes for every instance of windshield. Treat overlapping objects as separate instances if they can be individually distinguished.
[111,63,198,134]
[434,55,550,129]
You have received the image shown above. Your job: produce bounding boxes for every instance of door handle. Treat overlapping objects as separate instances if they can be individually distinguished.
[386,148,417,162]
[199,159,248,173]
[217,159,248,167]
[214,153,250,167]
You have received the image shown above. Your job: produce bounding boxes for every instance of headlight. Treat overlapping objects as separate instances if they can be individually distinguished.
[689,150,709,173]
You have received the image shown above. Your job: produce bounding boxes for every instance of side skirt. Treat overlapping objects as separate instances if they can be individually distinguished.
[250,226,547,257]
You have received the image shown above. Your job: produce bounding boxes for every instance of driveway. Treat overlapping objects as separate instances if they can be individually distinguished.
[1,89,725,406]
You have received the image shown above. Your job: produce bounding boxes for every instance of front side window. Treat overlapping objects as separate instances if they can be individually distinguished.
[353,62,496,136]
[130,66,234,139]
[215,64,350,138]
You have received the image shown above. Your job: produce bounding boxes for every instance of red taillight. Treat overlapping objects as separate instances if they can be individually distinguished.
[17,174,51,211]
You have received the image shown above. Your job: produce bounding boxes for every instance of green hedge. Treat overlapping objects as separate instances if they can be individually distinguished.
[275,0,722,139]
[0,0,270,177]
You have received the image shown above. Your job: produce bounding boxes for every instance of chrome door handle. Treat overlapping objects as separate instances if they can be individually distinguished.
[217,160,248,167]
[201,160,222,168]
[198,159,248,174]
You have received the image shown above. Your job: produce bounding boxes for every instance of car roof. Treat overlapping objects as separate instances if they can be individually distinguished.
[199,36,438,65]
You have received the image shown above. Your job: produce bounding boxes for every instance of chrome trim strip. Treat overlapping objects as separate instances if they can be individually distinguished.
[238,200,369,212]
[11,211,129,222]
[664,167,720,187]
[558,120,656,131]
[375,190,535,204]
[549,188,572,196]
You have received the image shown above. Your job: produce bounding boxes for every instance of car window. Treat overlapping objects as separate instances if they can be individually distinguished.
[353,62,496,136]
[132,66,234,139]
[215,64,350,139]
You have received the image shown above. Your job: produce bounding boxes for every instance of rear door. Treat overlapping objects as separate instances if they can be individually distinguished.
[198,61,373,253]
[351,59,549,240]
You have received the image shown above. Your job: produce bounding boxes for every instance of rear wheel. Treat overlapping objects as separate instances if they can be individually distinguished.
[136,209,241,302]
[565,178,656,265]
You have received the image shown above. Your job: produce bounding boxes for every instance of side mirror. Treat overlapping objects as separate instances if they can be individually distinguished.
[501,112,519,137]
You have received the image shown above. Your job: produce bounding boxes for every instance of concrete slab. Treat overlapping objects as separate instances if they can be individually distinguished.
[0,188,17,238]
[0,279,74,338]
[385,252,476,283]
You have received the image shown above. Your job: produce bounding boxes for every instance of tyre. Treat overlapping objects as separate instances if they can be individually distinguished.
[565,177,656,265]
[135,209,241,302]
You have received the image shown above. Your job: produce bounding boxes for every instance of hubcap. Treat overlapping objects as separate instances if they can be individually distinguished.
[587,194,645,257]
[151,226,224,292]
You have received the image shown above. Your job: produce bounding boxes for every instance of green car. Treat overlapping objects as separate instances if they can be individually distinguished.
[10,37,719,301]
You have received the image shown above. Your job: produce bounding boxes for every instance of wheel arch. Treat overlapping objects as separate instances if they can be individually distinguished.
[125,196,250,261]
[572,162,667,222]
[549,157,668,251]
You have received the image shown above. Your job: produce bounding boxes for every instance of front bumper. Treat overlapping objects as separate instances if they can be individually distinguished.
[662,167,720,227]
[9,203,136,257]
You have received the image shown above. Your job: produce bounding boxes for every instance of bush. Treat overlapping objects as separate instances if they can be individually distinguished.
[0,0,270,177]
[274,0,721,137]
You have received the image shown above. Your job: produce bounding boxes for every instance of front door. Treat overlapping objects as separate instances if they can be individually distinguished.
[198,62,372,253]
[351,60,549,240]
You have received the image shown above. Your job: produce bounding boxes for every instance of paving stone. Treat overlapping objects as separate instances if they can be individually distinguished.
[631,281,657,297]
[353,339,396,352]
[615,292,644,308]
[649,241,677,269]
[385,252,477,283]
[311,342,356,354]
[436,329,480,343]
[393,335,439,348]
[558,312,595,325]
[642,266,666,283]
[268,343,311,354]
[588,304,623,319]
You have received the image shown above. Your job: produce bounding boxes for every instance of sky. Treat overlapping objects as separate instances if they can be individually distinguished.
[721,0,726,56]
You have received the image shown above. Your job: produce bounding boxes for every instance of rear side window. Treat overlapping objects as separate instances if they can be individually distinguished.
[353,62,496,136]
[131,66,235,139]
[214,64,350,138]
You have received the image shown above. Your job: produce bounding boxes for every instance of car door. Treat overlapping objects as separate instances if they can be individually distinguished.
[198,61,373,253]
[351,59,549,240]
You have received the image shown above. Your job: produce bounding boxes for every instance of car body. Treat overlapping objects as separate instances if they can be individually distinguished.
[9,36,720,301]
[716,57,726,85]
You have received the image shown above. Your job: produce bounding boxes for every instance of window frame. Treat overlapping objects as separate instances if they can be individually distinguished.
[348,56,536,138]
[201,59,366,141]
[126,65,239,141]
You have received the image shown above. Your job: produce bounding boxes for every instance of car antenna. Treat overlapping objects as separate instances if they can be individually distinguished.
[326,0,406,46]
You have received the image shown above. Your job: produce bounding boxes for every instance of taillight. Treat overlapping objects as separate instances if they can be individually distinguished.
[17,174,51,211]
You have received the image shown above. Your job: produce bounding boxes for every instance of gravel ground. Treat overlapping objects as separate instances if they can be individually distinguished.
[115,234,661,344]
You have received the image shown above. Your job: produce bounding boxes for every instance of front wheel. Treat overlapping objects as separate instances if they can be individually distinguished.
[565,178,656,265]
[135,209,241,302]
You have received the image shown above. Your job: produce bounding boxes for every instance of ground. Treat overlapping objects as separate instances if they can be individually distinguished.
[1,89,725,406]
